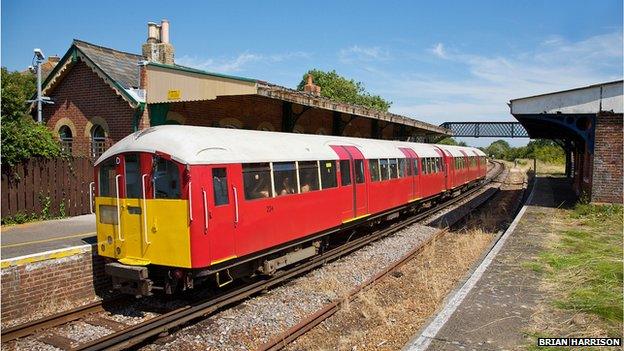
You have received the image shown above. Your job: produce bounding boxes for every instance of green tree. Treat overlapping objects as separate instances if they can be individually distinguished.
[437,137,468,146]
[297,69,391,112]
[485,139,511,159]
[1,67,62,167]
[1,67,36,120]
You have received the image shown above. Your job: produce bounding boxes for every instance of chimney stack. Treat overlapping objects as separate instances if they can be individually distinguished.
[303,74,321,96]
[142,19,175,65]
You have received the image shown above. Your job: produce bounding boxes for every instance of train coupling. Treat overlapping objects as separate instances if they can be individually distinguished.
[105,262,153,297]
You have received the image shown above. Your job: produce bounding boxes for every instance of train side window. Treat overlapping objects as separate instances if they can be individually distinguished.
[421,158,426,175]
[273,162,299,196]
[389,159,398,179]
[243,163,273,200]
[98,158,116,197]
[125,154,141,198]
[435,158,441,173]
[212,168,229,206]
[413,158,419,175]
[340,160,352,186]
[380,159,389,180]
[398,158,406,177]
[427,158,432,174]
[320,160,337,189]
[354,160,365,184]
[405,158,412,176]
[153,157,181,199]
[298,161,320,193]
[369,159,380,181]
[439,157,444,171]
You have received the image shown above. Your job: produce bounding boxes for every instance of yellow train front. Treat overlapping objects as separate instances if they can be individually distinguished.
[95,151,194,295]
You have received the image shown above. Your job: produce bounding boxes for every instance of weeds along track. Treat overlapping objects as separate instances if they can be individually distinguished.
[2,162,504,351]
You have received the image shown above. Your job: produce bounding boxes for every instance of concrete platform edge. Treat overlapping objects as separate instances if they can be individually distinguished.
[0,243,94,269]
[403,176,538,351]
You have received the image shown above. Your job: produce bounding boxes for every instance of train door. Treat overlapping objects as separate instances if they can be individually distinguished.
[399,147,418,201]
[433,147,451,191]
[205,165,237,264]
[331,145,368,221]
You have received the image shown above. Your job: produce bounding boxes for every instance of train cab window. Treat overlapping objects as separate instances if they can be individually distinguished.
[380,159,389,180]
[412,158,419,175]
[98,158,116,197]
[369,159,380,181]
[125,154,141,198]
[243,163,273,200]
[398,159,406,177]
[389,159,398,179]
[212,168,229,206]
[153,157,181,199]
[320,160,337,189]
[354,160,365,184]
[340,160,352,186]
[273,162,299,196]
[298,161,320,193]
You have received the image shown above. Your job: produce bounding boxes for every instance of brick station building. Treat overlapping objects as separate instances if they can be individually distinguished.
[36,20,449,160]
[510,80,623,203]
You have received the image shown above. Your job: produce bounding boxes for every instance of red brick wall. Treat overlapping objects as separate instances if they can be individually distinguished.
[591,114,623,203]
[0,247,110,324]
[43,60,136,157]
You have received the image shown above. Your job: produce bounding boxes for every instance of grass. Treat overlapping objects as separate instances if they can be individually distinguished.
[527,203,623,349]
[499,158,565,175]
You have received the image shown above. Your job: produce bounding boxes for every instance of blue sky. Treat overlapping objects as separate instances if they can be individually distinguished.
[2,1,622,146]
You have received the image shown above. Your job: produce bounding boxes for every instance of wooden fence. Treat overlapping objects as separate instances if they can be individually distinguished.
[2,158,94,218]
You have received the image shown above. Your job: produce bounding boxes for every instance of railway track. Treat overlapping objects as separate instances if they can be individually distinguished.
[2,161,504,351]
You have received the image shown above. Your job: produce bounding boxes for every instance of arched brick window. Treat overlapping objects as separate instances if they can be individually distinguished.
[91,125,106,159]
[58,125,73,154]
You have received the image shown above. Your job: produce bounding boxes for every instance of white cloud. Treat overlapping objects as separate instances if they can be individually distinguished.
[339,45,390,63]
[386,30,623,127]
[176,51,310,73]
[430,42,448,59]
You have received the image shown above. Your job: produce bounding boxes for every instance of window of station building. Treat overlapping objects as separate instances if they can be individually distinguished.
[320,160,337,189]
[380,159,389,180]
[98,157,116,197]
[212,168,229,206]
[298,161,320,193]
[398,158,406,178]
[369,159,380,182]
[58,126,73,154]
[153,157,181,199]
[273,162,299,196]
[124,154,141,198]
[389,159,398,179]
[340,160,352,186]
[354,160,365,184]
[243,163,273,200]
[91,125,106,159]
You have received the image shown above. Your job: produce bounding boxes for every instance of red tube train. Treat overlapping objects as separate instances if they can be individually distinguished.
[94,126,487,295]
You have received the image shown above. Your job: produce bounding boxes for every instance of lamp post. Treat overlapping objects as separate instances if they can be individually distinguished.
[27,48,53,123]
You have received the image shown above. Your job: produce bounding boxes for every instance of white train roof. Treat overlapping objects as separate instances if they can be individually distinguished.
[95,126,484,166]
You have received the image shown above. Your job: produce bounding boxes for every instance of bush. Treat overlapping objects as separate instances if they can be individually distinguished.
[1,114,63,167]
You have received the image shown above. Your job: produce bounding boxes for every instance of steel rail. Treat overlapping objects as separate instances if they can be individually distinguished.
[75,161,504,351]
[1,297,126,342]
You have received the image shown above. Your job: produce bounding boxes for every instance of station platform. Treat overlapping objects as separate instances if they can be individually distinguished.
[405,176,576,350]
[1,214,96,260]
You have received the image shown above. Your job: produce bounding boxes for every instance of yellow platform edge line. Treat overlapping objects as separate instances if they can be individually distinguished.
[210,255,238,265]
[342,214,371,224]
[1,245,93,269]
[408,197,422,203]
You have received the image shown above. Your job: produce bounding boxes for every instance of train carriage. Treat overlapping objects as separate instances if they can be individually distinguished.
[94,126,486,295]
